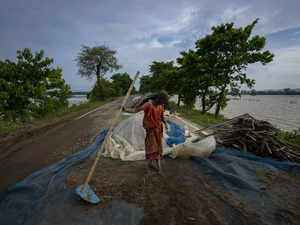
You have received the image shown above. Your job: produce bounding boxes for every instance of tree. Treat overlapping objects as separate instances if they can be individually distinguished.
[0,48,71,121]
[139,75,154,94]
[177,50,209,109]
[75,45,121,83]
[283,88,291,95]
[149,61,179,95]
[88,72,137,100]
[139,61,180,100]
[181,19,274,116]
[250,89,257,96]
[88,78,115,101]
[111,72,136,96]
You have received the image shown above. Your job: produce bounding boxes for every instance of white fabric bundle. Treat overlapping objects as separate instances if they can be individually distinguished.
[104,112,216,161]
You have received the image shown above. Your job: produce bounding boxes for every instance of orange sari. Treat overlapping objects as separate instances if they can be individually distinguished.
[143,102,164,160]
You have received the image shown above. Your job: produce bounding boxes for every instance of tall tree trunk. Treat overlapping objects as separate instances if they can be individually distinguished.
[215,103,221,117]
[201,95,206,113]
[96,64,101,83]
[215,87,226,117]
[177,94,181,106]
[201,90,207,113]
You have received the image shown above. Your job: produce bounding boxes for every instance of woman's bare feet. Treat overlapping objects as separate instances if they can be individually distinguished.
[156,158,165,177]
[148,160,157,171]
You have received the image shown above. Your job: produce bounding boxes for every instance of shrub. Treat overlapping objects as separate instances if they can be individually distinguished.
[0,48,71,121]
[88,78,115,101]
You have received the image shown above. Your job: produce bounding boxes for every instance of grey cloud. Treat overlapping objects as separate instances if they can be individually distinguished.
[1,0,300,91]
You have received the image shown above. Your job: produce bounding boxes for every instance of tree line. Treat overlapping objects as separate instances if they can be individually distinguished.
[241,89,300,95]
[139,19,274,116]
[0,45,134,122]
[1,19,274,122]
[75,45,136,101]
[0,49,71,121]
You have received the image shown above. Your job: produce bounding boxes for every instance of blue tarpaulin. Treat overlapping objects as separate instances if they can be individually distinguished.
[166,120,186,147]
[1,122,300,225]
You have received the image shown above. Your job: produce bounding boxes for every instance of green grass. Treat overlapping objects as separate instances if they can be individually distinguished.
[42,98,114,120]
[170,102,300,147]
[0,97,117,135]
[169,102,300,147]
[279,129,300,146]
[169,101,227,128]
[0,120,22,134]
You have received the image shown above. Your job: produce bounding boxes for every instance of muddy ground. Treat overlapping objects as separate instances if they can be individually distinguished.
[1,98,300,225]
[66,157,300,225]
[0,98,129,192]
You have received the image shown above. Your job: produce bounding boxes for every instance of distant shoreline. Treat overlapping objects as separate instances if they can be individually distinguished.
[239,94,300,96]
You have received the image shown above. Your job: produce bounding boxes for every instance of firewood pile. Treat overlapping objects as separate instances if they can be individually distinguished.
[214,116,300,163]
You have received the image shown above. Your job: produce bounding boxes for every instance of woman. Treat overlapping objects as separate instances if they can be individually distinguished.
[123,91,169,173]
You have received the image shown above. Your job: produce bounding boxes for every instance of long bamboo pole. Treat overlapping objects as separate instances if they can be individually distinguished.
[192,113,250,134]
[81,71,140,192]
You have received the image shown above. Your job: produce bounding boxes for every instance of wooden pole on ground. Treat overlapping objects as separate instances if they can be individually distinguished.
[192,113,250,134]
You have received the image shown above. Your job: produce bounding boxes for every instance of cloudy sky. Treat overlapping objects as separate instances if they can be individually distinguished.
[1,0,300,91]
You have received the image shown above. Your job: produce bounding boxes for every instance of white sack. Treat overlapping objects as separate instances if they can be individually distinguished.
[104,112,216,161]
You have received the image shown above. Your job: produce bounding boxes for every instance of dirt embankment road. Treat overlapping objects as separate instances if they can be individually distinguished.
[0,99,127,192]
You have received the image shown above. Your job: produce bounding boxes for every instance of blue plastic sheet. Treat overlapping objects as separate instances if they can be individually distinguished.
[191,148,300,224]
[0,129,108,225]
[166,120,186,147]
[1,125,300,225]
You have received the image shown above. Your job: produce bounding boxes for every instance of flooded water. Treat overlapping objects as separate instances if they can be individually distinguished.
[68,95,88,106]
[195,95,300,131]
[69,94,300,131]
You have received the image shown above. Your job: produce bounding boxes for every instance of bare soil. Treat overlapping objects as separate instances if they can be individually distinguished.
[66,157,300,225]
[1,97,299,225]
[256,167,300,224]
[0,98,128,192]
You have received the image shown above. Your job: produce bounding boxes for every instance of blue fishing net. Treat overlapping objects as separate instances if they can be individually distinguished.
[0,123,299,225]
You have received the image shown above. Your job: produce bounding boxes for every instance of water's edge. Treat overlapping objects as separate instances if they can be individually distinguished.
[69,95,300,131]
[172,95,300,131]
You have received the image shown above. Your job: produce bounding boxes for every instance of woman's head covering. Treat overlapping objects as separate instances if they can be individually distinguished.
[139,90,169,109]
[157,90,169,107]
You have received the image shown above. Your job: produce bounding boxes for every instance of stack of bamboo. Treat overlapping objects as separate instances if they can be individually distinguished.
[214,116,300,163]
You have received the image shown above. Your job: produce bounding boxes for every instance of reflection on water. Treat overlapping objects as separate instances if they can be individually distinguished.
[68,95,88,106]
[70,95,300,131]
[195,95,300,131]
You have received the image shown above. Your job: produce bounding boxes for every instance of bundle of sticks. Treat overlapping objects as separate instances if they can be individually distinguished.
[194,114,300,163]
